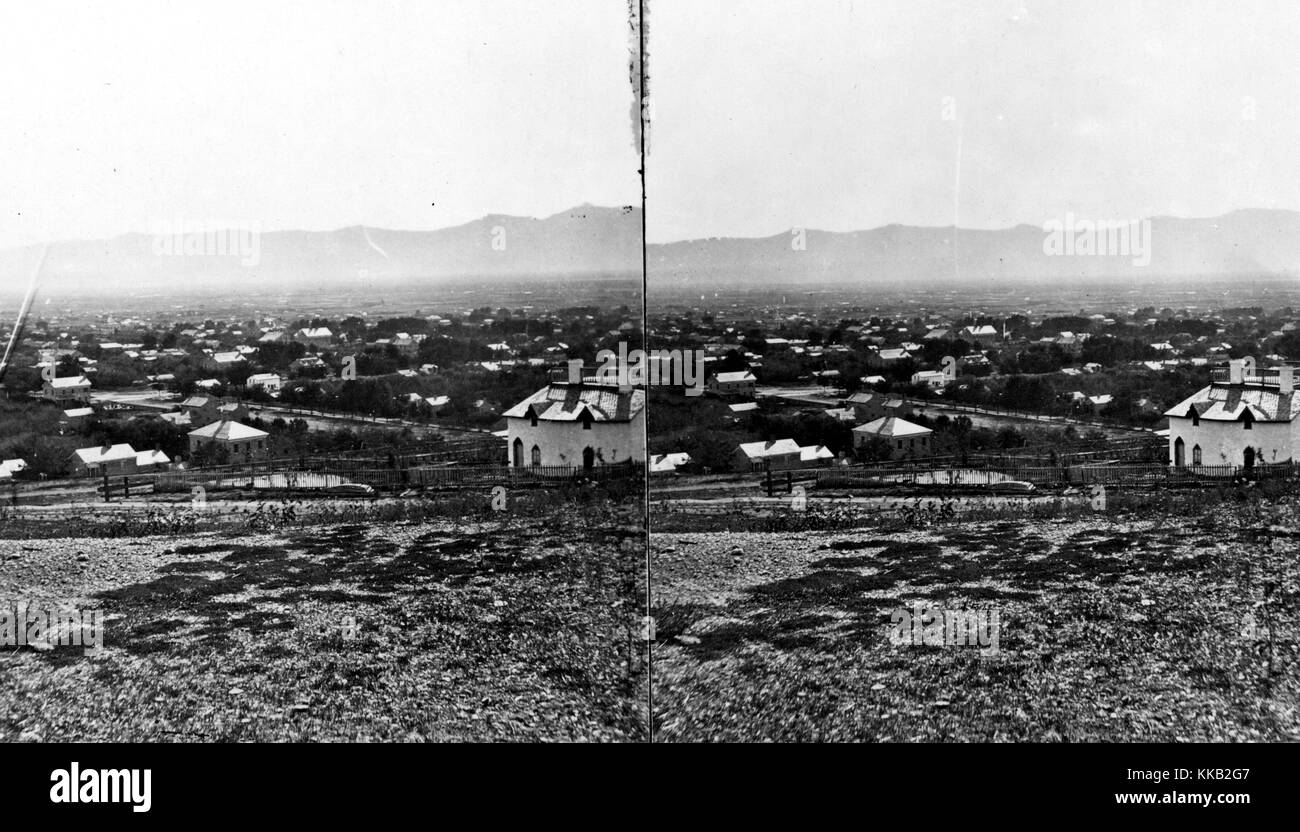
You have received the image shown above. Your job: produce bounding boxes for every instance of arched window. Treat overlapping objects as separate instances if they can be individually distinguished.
[529,409,539,427]
[512,437,523,467]
[1192,444,1202,465]
[531,445,541,467]
[1243,410,1254,430]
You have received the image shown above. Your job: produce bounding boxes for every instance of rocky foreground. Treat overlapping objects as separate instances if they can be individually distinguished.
[0,514,646,742]
[652,509,1300,742]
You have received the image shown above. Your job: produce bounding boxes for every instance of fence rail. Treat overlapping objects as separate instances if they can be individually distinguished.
[154,460,644,493]
[789,460,1300,490]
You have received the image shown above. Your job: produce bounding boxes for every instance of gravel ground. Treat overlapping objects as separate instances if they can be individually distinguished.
[1,510,647,742]
[652,507,1300,742]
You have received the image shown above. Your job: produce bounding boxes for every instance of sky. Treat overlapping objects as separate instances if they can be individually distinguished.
[647,0,1300,242]
[0,0,642,252]
[6,1,1298,255]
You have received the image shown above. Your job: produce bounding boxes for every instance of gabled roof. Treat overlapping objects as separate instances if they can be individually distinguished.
[1165,383,1299,422]
[737,438,801,459]
[503,382,645,423]
[714,370,756,383]
[47,375,91,388]
[74,444,137,464]
[799,445,834,462]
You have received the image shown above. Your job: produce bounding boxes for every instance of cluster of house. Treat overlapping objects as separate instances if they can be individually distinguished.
[65,417,272,478]
[728,391,934,471]
[71,445,172,477]
[734,439,836,471]
[653,307,1300,399]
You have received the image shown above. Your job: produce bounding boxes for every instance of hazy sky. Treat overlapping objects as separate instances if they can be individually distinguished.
[0,0,642,251]
[648,0,1300,242]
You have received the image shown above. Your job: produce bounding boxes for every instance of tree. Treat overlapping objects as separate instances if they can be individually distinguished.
[854,436,892,463]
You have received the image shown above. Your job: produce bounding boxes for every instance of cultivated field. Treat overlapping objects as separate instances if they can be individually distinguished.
[0,500,647,742]
[652,493,1300,742]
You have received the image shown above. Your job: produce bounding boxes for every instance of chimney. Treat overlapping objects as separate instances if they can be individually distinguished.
[1280,366,1294,394]
[1228,359,1244,384]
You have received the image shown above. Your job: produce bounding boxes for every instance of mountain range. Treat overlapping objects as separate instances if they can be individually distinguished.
[648,208,1300,289]
[0,204,643,301]
[3,206,1299,301]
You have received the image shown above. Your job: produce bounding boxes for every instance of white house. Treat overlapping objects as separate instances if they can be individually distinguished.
[208,351,245,367]
[295,327,334,348]
[0,458,28,479]
[503,379,646,469]
[42,375,92,403]
[911,370,948,389]
[853,416,933,459]
[60,406,95,424]
[135,449,172,473]
[188,420,271,463]
[799,444,835,466]
[71,444,138,477]
[962,324,1001,345]
[1164,361,1300,469]
[709,370,757,397]
[734,438,803,470]
[424,394,451,416]
[246,373,283,394]
[650,452,692,474]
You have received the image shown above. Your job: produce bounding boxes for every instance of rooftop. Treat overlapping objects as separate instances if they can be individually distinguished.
[188,420,270,441]
[503,381,645,423]
[852,416,933,438]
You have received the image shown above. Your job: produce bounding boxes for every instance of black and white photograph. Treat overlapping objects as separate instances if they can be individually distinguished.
[0,0,1296,813]
[646,0,1300,748]
[0,0,647,745]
